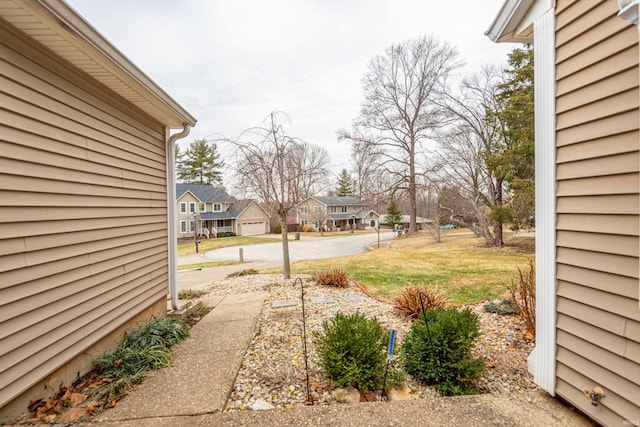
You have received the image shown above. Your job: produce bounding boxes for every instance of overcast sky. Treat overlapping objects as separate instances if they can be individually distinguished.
[66,0,518,176]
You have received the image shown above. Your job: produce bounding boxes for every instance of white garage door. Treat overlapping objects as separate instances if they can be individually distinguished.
[241,222,264,236]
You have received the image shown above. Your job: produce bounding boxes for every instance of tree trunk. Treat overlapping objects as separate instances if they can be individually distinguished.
[408,142,418,233]
[280,211,291,279]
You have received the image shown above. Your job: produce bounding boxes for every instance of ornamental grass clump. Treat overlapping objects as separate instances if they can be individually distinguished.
[508,258,536,338]
[393,285,450,320]
[93,318,189,399]
[315,267,349,288]
[400,308,485,396]
[312,312,388,393]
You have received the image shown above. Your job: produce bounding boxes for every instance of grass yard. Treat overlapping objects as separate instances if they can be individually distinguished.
[177,236,281,256]
[284,232,535,305]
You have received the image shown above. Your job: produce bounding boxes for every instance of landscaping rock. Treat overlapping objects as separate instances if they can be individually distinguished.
[386,384,412,401]
[249,399,274,411]
[329,387,361,404]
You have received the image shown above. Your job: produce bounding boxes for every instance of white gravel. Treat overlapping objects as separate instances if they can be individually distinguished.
[202,274,537,411]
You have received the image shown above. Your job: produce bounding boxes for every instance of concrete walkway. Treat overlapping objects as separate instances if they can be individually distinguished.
[94,291,268,423]
[89,287,595,427]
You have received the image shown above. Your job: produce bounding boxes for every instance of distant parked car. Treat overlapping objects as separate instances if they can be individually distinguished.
[440,224,454,230]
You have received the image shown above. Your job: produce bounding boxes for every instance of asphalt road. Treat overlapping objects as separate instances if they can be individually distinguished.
[202,231,395,263]
[177,231,395,290]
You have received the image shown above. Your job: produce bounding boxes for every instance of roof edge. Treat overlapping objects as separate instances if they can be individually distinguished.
[485,0,536,43]
[27,0,196,128]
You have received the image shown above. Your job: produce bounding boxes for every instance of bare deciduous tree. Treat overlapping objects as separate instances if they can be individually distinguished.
[228,112,330,278]
[441,66,508,247]
[340,35,460,234]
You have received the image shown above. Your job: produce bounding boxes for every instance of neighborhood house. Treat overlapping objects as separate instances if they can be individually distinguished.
[176,183,270,237]
[296,196,379,231]
[0,0,195,421]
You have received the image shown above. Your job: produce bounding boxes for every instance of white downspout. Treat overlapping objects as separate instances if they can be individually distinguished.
[167,124,191,310]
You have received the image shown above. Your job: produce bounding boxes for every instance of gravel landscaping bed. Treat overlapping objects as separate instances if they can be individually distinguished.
[202,274,537,411]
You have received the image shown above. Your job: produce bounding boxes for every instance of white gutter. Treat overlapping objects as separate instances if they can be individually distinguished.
[167,124,192,310]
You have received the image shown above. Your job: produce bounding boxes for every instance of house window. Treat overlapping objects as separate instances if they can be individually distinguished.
[180,221,187,233]
[189,202,195,213]
[330,206,337,214]
[180,202,186,213]
[213,203,221,212]
[315,220,321,229]
[314,206,322,214]
[301,220,309,225]
[353,206,358,212]
[341,206,347,213]
[189,220,195,232]
[370,220,376,228]
[199,203,205,212]
[301,206,308,214]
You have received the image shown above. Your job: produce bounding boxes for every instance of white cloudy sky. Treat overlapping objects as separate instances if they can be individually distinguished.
[66,0,519,174]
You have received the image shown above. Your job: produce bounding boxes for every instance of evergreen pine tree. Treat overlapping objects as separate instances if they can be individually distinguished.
[386,199,402,229]
[177,139,224,186]
[336,169,355,197]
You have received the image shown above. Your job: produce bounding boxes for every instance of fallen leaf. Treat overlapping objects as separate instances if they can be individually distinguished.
[57,407,89,424]
[113,359,123,368]
[69,392,87,408]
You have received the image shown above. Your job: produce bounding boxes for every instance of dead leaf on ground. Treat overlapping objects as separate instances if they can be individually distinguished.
[69,392,87,408]
[57,407,89,424]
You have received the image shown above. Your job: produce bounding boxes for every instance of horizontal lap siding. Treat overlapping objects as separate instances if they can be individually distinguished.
[555,0,640,424]
[0,22,168,407]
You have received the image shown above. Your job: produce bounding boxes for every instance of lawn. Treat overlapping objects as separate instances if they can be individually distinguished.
[177,236,281,256]
[280,232,535,305]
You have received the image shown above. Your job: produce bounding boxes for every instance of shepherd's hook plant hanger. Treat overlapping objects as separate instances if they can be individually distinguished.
[294,277,314,405]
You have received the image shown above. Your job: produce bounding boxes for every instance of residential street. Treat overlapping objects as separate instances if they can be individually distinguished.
[203,231,395,263]
[177,231,395,290]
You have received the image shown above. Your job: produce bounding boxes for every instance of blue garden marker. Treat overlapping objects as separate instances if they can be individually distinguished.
[387,329,397,359]
[381,328,397,400]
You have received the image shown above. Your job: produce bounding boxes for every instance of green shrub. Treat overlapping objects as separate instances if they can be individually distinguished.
[483,298,517,315]
[217,231,236,238]
[274,225,282,234]
[400,308,485,396]
[312,312,388,393]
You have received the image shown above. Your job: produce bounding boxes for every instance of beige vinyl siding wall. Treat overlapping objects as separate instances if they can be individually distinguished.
[555,0,640,423]
[0,20,169,409]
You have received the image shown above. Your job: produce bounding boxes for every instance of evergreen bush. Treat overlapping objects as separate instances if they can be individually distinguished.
[400,308,485,395]
[312,312,388,393]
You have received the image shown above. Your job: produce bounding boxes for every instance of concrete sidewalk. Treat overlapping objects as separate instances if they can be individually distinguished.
[94,291,268,423]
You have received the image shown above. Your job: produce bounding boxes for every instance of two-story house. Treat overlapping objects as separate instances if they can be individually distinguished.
[296,196,379,231]
[176,184,269,237]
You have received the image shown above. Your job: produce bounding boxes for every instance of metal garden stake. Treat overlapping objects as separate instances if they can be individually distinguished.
[419,291,435,344]
[294,277,313,405]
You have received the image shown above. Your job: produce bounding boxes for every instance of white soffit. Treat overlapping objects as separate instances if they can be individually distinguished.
[485,0,552,43]
[0,0,196,129]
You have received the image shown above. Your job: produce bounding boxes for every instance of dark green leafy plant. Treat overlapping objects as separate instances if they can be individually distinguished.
[483,298,517,315]
[312,312,388,393]
[400,308,485,396]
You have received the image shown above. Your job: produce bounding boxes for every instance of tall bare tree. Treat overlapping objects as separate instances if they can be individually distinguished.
[340,35,460,233]
[440,66,507,246]
[228,112,329,278]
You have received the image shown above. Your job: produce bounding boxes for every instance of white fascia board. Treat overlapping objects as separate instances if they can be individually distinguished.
[485,0,553,43]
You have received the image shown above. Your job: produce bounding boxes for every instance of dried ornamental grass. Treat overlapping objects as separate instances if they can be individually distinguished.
[393,285,450,320]
[316,267,349,288]
[508,258,536,338]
